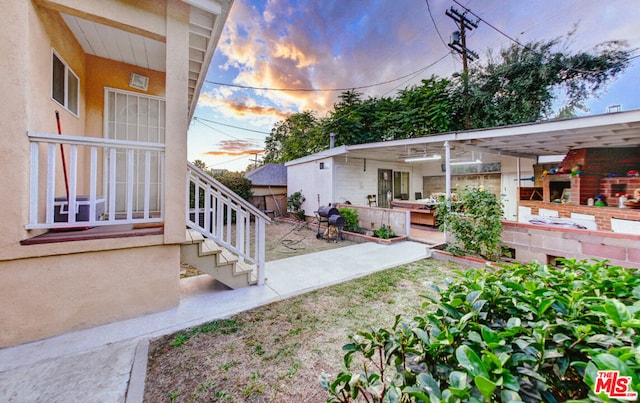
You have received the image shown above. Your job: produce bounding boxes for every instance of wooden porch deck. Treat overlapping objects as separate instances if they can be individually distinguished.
[20,223,164,245]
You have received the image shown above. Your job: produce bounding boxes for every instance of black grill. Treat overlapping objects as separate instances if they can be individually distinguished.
[315,203,344,241]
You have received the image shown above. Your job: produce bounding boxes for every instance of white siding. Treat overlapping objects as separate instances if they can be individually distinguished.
[287,157,333,216]
[333,157,432,205]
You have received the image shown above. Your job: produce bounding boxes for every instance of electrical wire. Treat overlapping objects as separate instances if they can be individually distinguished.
[452,0,525,48]
[193,118,249,142]
[193,116,271,135]
[204,61,447,93]
[425,0,448,49]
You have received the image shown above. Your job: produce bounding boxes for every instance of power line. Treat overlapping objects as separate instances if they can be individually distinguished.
[452,0,525,48]
[204,62,447,93]
[326,52,451,132]
[193,118,253,142]
[208,152,261,168]
[425,0,448,49]
[193,116,271,135]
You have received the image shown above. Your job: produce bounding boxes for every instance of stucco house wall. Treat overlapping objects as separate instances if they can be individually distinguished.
[0,0,214,347]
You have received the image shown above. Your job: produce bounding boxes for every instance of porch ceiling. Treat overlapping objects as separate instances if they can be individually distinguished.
[328,110,640,163]
[59,0,231,119]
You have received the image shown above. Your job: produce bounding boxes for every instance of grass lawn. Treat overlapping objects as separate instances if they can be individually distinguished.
[144,258,463,402]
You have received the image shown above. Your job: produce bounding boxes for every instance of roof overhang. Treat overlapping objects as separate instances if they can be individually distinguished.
[53,0,232,120]
[286,110,640,166]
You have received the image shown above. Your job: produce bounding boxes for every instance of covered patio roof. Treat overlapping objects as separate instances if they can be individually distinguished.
[286,109,640,166]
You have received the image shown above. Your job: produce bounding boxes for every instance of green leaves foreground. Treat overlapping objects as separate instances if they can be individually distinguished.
[320,259,640,402]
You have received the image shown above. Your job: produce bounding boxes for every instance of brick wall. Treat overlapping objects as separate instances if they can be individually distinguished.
[536,147,639,206]
[501,221,640,269]
[600,177,640,206]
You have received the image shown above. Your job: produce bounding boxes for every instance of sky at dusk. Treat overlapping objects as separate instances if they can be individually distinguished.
[188,0,640,172]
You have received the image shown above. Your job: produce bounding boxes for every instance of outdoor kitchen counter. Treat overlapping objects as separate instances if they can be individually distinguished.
[391,200,437,226]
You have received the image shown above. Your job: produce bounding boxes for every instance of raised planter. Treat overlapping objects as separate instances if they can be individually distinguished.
[428,248,501,269]
[341,230,407,245]
[276,216,408,245]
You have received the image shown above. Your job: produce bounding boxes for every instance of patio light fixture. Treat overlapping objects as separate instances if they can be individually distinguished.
[450,159,482,166]
[404,154,442,162]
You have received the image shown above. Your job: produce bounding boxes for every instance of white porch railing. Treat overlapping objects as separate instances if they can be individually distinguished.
[26,131,165,229]
[186,162,270,286]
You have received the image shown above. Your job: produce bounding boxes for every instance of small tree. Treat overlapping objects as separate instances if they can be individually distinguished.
[435,186,504,261]
[287,191,306,220]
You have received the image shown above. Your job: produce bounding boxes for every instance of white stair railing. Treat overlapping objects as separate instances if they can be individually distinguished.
[26,131,164,230]
[186,162,270,286]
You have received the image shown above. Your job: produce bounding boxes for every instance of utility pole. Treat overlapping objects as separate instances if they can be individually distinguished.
[446,7,478,129]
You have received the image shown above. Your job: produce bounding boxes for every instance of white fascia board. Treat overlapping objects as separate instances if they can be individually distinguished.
[182,0,222,14]
[284,145,348,167]
[452,109,640,142]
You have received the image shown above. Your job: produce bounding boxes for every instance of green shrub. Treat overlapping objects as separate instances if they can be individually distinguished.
[373,224,395,239]
[338,207,360,233]
[321,259,640,402]
[287,191,306,220]
[435,186,504,261]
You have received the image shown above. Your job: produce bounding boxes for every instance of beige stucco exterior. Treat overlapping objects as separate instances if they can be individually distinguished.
[0,0,230,347]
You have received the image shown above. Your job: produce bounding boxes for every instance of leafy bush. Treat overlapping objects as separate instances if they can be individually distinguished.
[287,191,306,220]
[338,207,361,233]
[321,259,640,402]
[373,224,395,239]
[435,186,504,261]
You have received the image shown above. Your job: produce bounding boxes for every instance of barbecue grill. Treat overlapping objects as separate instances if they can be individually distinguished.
[315,204,345,241]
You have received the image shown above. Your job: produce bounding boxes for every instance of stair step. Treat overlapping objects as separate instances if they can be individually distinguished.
[201,239,223,255]
[219,248,239,265]
[183,229,204,244]
[180,228,256,289]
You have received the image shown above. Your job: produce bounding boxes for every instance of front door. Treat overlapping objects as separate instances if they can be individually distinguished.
[377,169,392,208]
[104,88,165,213]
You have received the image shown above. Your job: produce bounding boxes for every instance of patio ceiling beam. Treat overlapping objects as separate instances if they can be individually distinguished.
[35,0,166,42]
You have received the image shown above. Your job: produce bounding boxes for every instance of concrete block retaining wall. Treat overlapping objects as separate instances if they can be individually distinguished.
[501,221,640,269]
[335,204,410,237]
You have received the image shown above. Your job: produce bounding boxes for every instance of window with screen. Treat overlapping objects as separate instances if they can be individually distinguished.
[52,50,79,116]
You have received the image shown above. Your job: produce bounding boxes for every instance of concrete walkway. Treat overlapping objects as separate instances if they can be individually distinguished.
[0,240,428,402]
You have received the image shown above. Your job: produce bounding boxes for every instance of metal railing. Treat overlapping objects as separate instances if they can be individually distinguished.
[186,162,270,286]
[26,131,165,229]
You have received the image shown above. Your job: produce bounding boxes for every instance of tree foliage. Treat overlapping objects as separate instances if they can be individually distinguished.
[263,110,322,164]
[211,171,253,201]
[464,38,630,127]
[261,38,630,164]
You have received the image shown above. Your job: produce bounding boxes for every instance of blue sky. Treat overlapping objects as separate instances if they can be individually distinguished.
[188,0,640,172]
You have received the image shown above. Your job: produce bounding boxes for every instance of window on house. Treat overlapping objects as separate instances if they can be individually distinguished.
[52,50,79,116]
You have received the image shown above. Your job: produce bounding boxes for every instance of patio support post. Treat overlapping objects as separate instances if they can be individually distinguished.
[445,141,451,207]
[444,141,451,243]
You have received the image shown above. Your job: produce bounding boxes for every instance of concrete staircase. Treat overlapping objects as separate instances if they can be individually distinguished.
[181,229,257,289]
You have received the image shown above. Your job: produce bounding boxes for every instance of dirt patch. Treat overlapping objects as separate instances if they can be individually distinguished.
[145,224,463,402]
[264,219,358,261]
[181,219,359,278]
